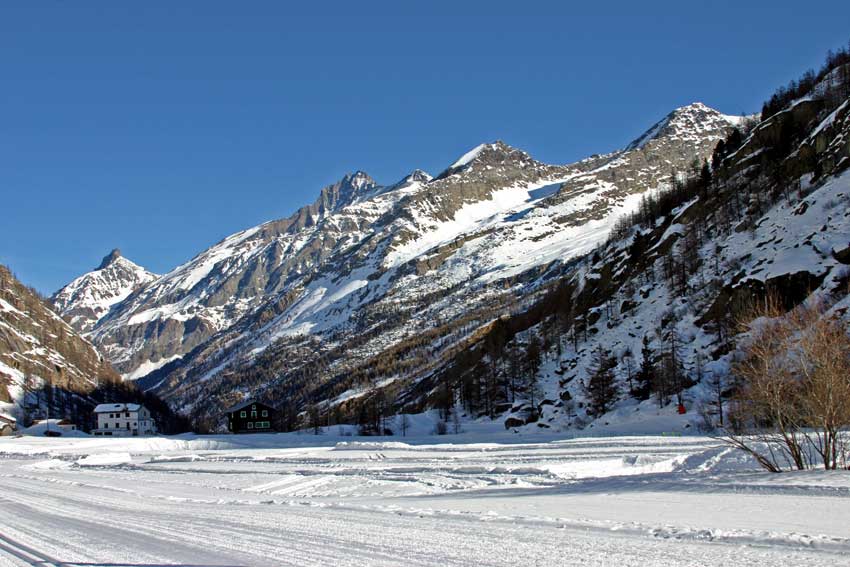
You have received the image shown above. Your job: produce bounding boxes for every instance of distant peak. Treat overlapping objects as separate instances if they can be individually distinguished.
[674,101,711,112]
[405,169,433,183]
[346,170,376,190]
[450,143,489,169]
[97,249,122,270]
[667,102,727,121]
[447,140,524,169]
[625,102,735,151]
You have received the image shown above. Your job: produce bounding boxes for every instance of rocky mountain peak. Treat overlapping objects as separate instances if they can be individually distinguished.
[51,252,158,334]
[433,141,541,182]
[625,102,742,151]
[455,141,528,167]
[316,171,378,212]
[347,170,376,191]
[97,248,123,270]
[406,169,433,184]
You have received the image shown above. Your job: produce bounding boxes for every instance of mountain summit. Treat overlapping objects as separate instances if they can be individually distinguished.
[97,248,123,270]
[51,251,158,333]
[626,102,744,151]
[435,141,541,181]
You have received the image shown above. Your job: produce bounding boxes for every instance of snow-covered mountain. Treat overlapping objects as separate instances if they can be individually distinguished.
[1,265,121,421]
[51,249,159,333]
[624,102,747,151]
[50,102,749,421]
[455,82,850,434]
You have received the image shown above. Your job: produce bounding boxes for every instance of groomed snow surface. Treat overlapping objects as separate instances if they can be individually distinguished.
[1,430,848,566]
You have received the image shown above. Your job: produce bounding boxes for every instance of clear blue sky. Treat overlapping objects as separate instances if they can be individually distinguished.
[2,1,849,294]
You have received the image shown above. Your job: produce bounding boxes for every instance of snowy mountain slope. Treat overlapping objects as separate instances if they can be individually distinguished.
[51,249,159,333]
[0,265,121,421]
[86,170,433,378]
[84,103,742,423]
[518,169,850,434]
[550,103,750,228]
[625,102,747,151]
[493,91,850,434]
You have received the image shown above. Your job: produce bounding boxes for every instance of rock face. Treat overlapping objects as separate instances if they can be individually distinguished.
[550,103,748,226]
[77,170,432,378]
[54,102,743,420]
[51,249,159,333]
[0,265,120,414]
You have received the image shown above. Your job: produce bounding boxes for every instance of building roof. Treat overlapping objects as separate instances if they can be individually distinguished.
[224,400,274,414]
[32,418,76,426]
[94,403,142,413]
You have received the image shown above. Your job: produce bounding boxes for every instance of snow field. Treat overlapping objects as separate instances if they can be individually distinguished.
[0,433,847,566]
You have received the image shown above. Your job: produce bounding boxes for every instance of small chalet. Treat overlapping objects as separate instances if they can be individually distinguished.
[0,413,17,436]
[93,403,157,437]
[225,401,276,433]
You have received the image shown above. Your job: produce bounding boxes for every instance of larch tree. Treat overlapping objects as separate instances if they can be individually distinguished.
[583,345,619,418]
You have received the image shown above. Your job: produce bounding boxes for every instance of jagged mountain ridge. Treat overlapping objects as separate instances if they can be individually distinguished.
[51,249,159,334]
[51,102,744,423]
[82,168,437,379]
[0,265,121,418]
[495,87,850,433]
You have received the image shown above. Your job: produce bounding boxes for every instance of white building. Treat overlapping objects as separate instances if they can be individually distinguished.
[92,403,156,436]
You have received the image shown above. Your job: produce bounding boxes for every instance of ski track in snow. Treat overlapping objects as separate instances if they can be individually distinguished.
[0,434,847,566]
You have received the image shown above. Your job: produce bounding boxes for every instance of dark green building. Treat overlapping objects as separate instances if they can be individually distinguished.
[225,401,276,433]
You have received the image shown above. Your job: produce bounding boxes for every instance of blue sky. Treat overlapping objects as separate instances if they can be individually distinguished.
[2,1,849,294]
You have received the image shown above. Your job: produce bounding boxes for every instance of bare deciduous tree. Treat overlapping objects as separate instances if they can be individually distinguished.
[724,295,850,471]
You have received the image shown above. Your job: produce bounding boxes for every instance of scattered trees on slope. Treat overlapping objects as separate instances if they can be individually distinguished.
[760,40,850,120]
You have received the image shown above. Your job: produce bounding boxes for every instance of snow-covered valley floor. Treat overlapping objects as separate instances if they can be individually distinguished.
[1,433,848,566]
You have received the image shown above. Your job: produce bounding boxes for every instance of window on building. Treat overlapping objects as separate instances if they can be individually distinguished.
[247,423,253,429]
[240,411,246,418]
[262,410,268,417]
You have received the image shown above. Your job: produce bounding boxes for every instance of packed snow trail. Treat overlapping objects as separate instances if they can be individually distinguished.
[1,434,848,566]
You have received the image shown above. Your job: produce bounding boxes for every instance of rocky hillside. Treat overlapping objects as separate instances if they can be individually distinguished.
[0,265,121,421]
[50,101,745,425]
[51,249,158,334]
[435,61,850,435]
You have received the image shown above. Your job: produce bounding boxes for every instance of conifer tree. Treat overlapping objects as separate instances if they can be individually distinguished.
[633,335,655,400]
[583,346,618,417]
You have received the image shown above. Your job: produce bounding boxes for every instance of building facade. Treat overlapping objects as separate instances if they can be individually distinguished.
[92,403,156,436]
[225,401,276,433]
